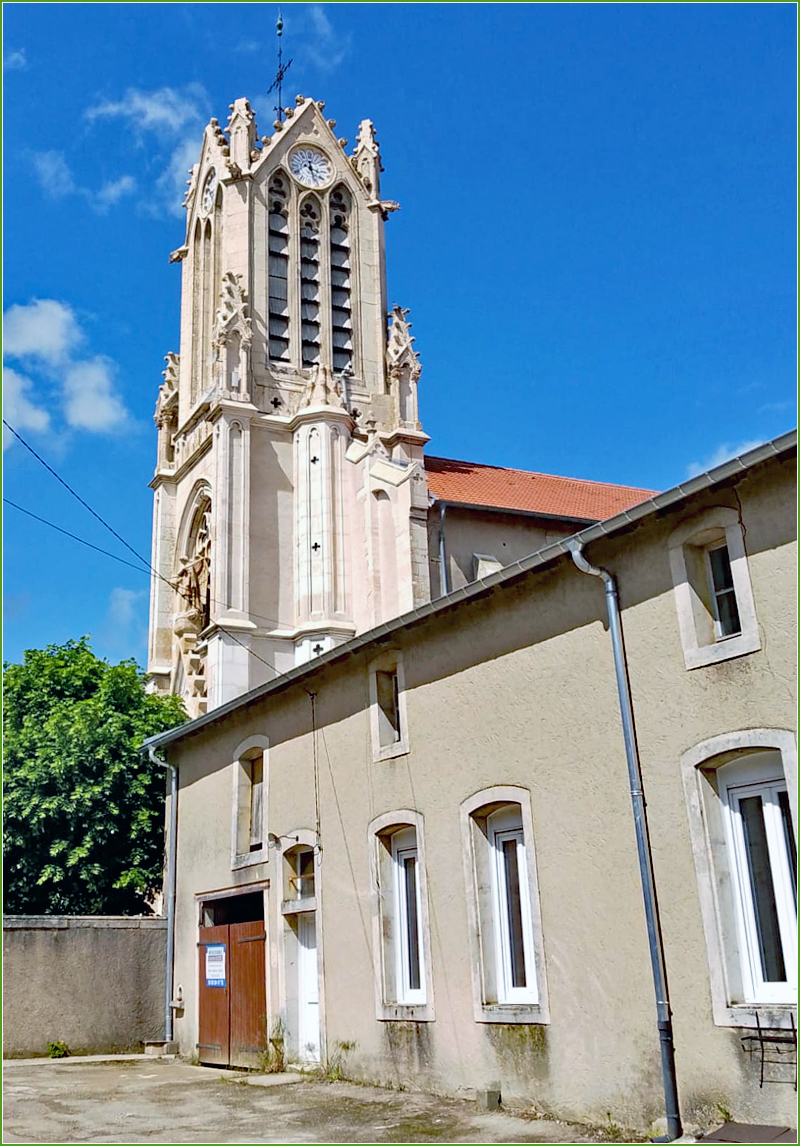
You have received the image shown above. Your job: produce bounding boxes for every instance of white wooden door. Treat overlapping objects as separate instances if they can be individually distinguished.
[297,913,320,1062]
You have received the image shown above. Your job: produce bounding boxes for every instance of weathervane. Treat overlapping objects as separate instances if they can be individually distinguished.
[267,9,293,124]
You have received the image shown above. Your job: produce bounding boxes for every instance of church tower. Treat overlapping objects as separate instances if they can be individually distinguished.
[147,96,430,716]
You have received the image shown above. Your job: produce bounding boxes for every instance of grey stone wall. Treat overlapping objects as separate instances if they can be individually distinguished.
[2,916,167,1058]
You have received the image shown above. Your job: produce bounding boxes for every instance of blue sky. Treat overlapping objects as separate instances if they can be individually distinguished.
[3,3,796,669]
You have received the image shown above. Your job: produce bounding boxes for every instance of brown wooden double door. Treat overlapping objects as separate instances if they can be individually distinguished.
[198,892,266,1068]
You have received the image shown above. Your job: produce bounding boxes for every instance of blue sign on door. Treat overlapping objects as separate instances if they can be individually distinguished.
[205,943,226,987]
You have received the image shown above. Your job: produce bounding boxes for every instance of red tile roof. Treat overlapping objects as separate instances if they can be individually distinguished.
[424,455,656,522]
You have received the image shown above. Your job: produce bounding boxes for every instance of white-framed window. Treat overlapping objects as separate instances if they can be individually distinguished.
[681,730,797,1029]
[460,787,549,1024]
[368,653,409,761]
[719,760,796,1006]
[488,807,538,1004]
[706,542,741,639]
[367,810,435,1021]
[668,507,760,669]
[392,827,426,1005]
[231,735,269,869]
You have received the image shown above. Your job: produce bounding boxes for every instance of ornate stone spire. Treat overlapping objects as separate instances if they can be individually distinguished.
[386,306,422,429]
[353,119,382,198]
[226,98,257,174]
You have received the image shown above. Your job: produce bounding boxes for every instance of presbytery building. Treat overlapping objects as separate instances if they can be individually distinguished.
[145,94,797,1137]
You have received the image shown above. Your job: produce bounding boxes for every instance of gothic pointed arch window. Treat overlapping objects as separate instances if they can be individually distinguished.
[177,496,212,632]
[268,172,290,362]
[299,195,322,366]
[329,184,353,373]
[191,219,204,403]
[191,180,223,402]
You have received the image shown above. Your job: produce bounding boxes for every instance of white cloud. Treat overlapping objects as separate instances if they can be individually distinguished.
[236,39,261,53]
[685,439,764,479]
[3,47,27,72]
[85,84,210,217]
[2,366,50,451]
[102,587,149,654]
[85,83,208,134]
[63,356,130,432]
[107,587,148,629]
[156,138,202,217]
[305,5,350,71]
[90,175,137,214]
[31,150,76,198]
[3,299,83,366]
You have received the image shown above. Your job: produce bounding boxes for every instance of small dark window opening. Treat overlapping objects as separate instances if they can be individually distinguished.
[376,669,401,746]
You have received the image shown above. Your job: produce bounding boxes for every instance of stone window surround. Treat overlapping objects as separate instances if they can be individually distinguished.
[368,650,409,762]
[367,809,435,1023]
[668,505,760,669]
[459,785,550,1026]
[681,728,798,1031]
[230,734,270,871]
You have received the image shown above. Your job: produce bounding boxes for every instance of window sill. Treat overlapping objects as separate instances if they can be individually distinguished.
[377,1002,435,1022]
[373,740,409,763]
[475,1003,549,1025]
[281,896,317,916]
[684,630,761,670]
[232,849,268,871]
[716,1004,797,1031]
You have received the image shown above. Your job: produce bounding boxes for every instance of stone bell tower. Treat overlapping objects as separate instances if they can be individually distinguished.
[147,95,431,716]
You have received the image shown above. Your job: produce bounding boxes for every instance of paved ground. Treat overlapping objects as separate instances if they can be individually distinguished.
[1,1056,637,1144]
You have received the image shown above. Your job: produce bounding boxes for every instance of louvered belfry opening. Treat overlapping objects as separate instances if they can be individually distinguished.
[268,174,290,362]
[300,197,322,367]
[330,185,353,374]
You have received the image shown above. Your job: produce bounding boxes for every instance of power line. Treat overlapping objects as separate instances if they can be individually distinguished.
[3,419,288,684]
[4,499,156,576]
[3,419,285,630]
[3,419,151,573]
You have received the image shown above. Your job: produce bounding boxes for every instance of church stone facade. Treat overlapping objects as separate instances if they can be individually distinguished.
[148,97,432,716]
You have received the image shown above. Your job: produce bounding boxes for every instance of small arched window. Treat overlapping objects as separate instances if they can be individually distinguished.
[268,173,290,362]
[299,196,321,366]
[329,185,353,374]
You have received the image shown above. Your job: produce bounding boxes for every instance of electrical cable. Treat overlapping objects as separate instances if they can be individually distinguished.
[4,499,157,576]
[3,419,288,630]
[3,419,289,684]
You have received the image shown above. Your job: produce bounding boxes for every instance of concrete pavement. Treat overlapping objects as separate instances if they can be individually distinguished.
[1,1055,644,1143]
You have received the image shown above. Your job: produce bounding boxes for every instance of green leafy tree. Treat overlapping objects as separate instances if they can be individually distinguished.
[3,638,186,915]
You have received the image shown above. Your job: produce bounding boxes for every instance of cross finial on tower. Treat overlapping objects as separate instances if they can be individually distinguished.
[268,9,293,124]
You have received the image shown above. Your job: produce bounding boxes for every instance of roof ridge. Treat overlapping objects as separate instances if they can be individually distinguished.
[424,454,656,495]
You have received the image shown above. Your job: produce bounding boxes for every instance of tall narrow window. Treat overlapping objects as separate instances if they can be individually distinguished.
[375,670,400,746]
[233,747,266,862]
[707,543,742,639]
[392,827,426,1005]
[329,185,353,374]
[268,174,290,362]
[248,752,263,852]
[720,758,797,1005]
[300,197,321,366]
[488,807,537,1003]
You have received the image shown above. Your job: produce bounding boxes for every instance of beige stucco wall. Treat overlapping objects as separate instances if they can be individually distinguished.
[2,917,167,1058]
[427,506,580,597]
[167,453,796,1131]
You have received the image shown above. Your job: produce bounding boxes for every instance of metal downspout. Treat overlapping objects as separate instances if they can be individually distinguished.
[148,746,178,1045]
[567,540,682,1142]
[438,502,449,596]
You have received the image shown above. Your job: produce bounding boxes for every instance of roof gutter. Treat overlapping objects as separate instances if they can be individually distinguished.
[141,429,796,753]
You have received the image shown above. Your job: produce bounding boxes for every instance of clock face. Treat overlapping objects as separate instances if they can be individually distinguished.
[201,170,217,213]
[290,147,332,188]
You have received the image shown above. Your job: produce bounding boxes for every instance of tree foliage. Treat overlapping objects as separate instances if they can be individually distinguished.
[3,638,186,915]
